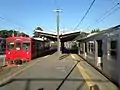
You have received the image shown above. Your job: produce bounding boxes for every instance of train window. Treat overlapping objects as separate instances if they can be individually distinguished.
[85,42,87,52]
[110,40,117,59]
[88,42,95,54]
[7,42,15,50]
[0,39,2,43]
[22,42,30,50]
[110,51,116,56]
[88,43,90,52]
[111,41,117,49]
[16,42,21,50]
[91,43,94,52]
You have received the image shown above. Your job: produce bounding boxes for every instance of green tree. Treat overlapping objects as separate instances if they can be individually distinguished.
[7,30,18,37]
[0,29,29,38]
[91,29,100,33]
[8,30,14,37]
[33,26,43,37]
[35,27,43,31]
[0,30,8,38]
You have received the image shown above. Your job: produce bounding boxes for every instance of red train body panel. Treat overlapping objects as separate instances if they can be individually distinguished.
[6,36,49,64]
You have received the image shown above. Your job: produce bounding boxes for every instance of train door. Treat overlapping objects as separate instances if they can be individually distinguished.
[96,40,103,70]
[61,41,64,53]
[84,42,87,59]
[78,42,83,55]
[14,41,22,59]
[105,34,119,84]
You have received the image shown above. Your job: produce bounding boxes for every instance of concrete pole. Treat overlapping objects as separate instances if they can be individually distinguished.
[54,9,62,55]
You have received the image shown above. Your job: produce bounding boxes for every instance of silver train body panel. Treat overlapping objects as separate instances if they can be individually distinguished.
[77,25,120,86]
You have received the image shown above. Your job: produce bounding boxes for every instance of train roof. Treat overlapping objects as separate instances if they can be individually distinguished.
[76,25,120,41]
[6,36,49,42]
[6,36,31,39]
[6,36,31,41]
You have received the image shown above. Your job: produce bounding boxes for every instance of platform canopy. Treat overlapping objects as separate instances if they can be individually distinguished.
[60,32,81,42]
[34,30,57,41]
[34,30,81,42]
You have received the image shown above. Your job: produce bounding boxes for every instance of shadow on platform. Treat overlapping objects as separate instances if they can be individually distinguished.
[0,78,112,90]
[38,49,57,57]
[62,48,78,54]
[59,54,70,60]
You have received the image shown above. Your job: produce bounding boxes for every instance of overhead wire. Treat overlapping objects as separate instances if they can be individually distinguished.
[0,16,30,30]
[95,3,119,22]
[87,2,120,29]
[0,15,55,35]
[96,5,120,25]
[0,1,60,35]
[73,0,96,31]
[0,15,38,37]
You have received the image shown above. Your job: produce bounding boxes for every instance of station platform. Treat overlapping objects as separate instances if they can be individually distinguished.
[0,53,119,90]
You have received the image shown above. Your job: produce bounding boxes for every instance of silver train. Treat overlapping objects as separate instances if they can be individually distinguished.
[77,25,120,86]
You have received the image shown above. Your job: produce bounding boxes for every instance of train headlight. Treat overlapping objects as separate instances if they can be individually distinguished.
[26,52,29,54]
[8,52,11,54]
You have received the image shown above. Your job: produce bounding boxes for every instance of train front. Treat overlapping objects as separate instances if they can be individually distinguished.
[6,37,31,64]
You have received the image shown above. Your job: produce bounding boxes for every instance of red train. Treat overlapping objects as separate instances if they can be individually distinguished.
[6,36,50,64]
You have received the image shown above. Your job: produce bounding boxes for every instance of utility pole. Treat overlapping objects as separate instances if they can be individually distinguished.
[54,9,62,55]
[12,29,15,37]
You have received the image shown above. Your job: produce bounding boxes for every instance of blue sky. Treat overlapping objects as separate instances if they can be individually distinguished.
[0,0,120,36]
